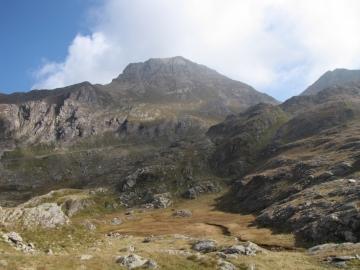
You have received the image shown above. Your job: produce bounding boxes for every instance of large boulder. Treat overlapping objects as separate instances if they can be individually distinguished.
[150,193,173,209]
[192,239,217,253]
[117,254,157,269]
[0,203,70,228]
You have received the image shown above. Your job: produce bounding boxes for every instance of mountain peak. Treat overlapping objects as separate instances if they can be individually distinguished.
[120,56,217,78]
[300,68,360,96]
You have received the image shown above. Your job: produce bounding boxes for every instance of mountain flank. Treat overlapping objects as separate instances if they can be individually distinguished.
[300,68,360,96]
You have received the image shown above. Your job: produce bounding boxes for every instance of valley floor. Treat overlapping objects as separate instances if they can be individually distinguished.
[1,193,358,269]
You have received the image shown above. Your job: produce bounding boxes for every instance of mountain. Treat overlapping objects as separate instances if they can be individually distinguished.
[0,56,278,206]
[2,67,360,269]
[300,68,360,96]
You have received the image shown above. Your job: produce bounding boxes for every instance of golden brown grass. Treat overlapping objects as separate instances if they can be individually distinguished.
[1,192,357,269]
[95,193,296,248]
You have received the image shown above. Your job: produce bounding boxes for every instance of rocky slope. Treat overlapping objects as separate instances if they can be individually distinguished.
[214,82,360,244]
[300,68,360,96]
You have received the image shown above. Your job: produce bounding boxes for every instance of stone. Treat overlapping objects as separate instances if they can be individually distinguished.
[1,203,70,228]
[65,198,90,217]
[81,220,96,231]
[125,210,134,215]
[216,252,237,259]
[76,255,93,260]
[44,248,53,255]
[192,239,217,253]
[223,242,263,256]
[216,252,227,259]
[151,193,173,209]
[183,188,197,199]
[331,261,347,268]
[143,235,154,243]
[223,245,246,254]
[330,162,352,175]
[87,247,101,252]
[124,245,135,252]
[217,259,237,270]
[333,256,356,261]
[172,210,192,217]
[0,260,8,266]
[7,232,22,244]
[245,241,262,256]
[111,218,122,225]
[248,263,256,270]
[117,254,157,269]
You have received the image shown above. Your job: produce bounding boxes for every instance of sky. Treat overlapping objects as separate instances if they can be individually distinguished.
[1,0,360,101]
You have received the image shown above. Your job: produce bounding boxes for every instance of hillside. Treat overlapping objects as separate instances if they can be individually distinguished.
[300,68,360,96]
[213,82,360,245]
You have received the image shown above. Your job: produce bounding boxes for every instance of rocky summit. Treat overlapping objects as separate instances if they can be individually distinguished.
[0,58,360,269]
[300,68,360,96]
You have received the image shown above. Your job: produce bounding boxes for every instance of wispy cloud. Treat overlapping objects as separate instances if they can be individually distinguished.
[32,0,360,101]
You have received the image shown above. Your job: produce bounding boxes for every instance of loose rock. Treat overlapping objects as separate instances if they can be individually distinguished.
[117,254,157,269]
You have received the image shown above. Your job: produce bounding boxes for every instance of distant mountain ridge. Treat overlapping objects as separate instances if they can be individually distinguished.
[300,68,360,96]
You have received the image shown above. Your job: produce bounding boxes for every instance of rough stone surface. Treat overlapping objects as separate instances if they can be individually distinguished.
[76,255,93,260]
[117,254,157,269]
[150,193,173,209]
[172,210,192,217]
[7,232,23,244]
[192,239,217,253]
[0,203,70,228]
[217,259,237,270]
[81,220,96,231]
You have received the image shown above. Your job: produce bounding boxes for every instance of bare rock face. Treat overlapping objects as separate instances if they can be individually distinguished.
[0,203,70,228]
[255,180,360,243]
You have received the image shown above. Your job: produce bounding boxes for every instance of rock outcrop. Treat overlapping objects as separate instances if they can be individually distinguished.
[116,254,157,269]
[0,203,70,228]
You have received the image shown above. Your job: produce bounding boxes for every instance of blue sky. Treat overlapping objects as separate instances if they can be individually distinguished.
[0,0,95,93]
[1,0,360,101]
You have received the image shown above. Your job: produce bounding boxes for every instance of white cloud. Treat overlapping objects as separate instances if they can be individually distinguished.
[32,0,360,101]
[32,32,121,89]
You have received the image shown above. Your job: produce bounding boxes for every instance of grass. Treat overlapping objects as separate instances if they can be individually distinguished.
[0,192,355,269]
